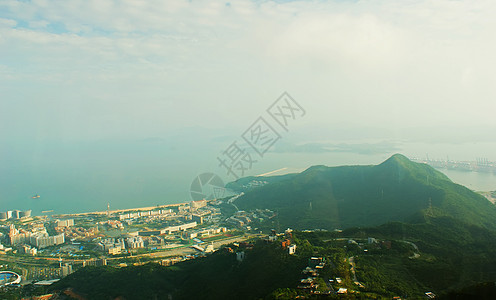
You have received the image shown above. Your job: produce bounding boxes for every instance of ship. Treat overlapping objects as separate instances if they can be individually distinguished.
[31,194,41,199]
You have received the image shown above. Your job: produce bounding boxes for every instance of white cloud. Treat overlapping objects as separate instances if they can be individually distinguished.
[1,0,496,141]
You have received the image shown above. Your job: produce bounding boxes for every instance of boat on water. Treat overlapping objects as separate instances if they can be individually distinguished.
[32,194,41,199]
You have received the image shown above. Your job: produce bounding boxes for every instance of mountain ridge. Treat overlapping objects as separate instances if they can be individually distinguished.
[232,154,496,230]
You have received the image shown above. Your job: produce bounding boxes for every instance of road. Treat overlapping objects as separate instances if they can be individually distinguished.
[349,256,357,282]
[349,256,365,288]
[402,240,420,259]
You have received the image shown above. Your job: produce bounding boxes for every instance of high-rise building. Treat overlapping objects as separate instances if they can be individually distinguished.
[61,264,73,277]
[83,258,107,267]
[126,236,145,249]
[1,210,32,220]
[18,210,32,218]
[22,245,37,256]
[9,225,31,246]
[30,233,65,248]
[56,219,74,227]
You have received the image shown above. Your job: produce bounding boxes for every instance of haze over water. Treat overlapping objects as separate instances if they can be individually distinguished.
[2,136,495,215]
[1,1,496,215]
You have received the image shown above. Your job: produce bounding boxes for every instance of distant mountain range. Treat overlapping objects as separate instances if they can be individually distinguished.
[229,154,496,230]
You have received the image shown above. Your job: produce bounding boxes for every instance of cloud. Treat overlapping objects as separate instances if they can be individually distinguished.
[1,0,496,142]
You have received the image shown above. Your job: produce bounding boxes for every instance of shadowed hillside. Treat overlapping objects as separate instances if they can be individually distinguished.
[233,154,496,229]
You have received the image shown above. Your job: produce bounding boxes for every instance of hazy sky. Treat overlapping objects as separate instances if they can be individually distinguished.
[2,0,496,212]
[1,0,496,143]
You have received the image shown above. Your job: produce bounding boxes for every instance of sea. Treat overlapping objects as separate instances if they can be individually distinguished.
[1,138,496,215]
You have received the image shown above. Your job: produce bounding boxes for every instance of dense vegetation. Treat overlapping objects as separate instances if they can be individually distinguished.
[344,217,496,294]
[10,215,492,299]
[39,217,496,299]
[234,154,496,230]
[49,240,307,300]
[226,173,297,193]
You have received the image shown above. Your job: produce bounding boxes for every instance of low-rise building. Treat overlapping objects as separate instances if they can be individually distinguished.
[22,244,37,255]
[160,222,197,234]
[127,236,145,249]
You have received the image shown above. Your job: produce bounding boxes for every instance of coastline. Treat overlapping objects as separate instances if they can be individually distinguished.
[52,201,190,218]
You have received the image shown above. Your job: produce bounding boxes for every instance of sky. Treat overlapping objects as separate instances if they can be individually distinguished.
[1,0,496,144]
[2,0,496,212]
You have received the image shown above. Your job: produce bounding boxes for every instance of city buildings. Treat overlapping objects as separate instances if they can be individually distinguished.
[61,264,73,277]
[22,245,38,256]
[30,232,65,248]
[82,259,107,267]
[126,236,145,249]
[97,238,126,255]
[0,210,32,221]
[118,209,172,221]
[56,219,74,228]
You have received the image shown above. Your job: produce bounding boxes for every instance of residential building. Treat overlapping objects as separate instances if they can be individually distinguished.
[56,219,74,228]
[30,233,65,248]
[83,258,107,267]
[127,236,145,249]
[61,264,73,277]
[22,245,37,256]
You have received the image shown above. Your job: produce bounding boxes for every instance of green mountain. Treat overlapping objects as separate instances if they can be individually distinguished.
[47,241,307,300]
[225,173,297,192]
[233,154,496,230]
[41,220,496,299]
[28,154,496,299]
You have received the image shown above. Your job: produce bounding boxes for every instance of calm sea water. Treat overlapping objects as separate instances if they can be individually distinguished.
[1,139,495,215]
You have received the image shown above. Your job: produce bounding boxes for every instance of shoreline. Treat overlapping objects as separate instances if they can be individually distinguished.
[52,201,191,218]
